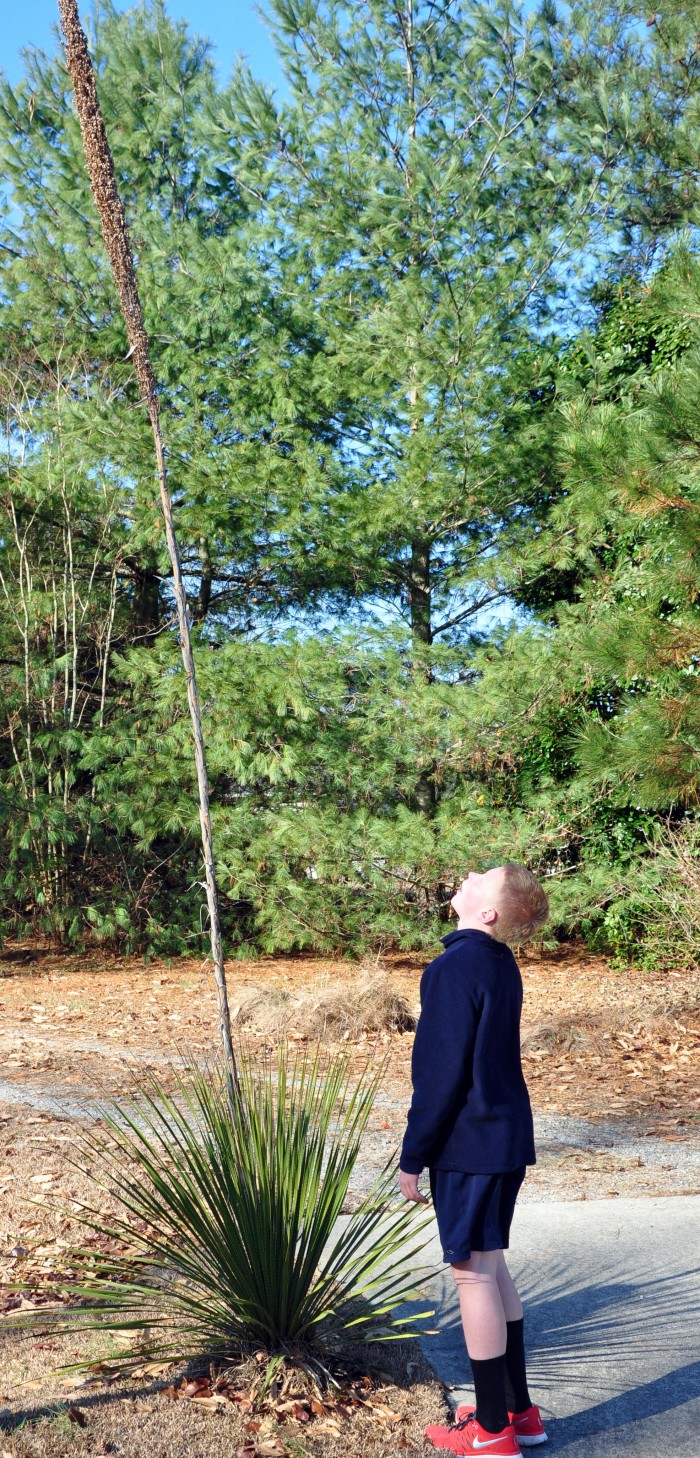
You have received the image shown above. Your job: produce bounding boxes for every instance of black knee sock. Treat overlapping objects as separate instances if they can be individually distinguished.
[467,1353,509,1434]
[504,1317,532,1414]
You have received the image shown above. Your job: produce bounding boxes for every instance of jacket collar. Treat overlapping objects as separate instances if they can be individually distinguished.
[441,927,509,952]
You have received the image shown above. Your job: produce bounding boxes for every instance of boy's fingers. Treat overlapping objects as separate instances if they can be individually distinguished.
[399,1172,430,1204]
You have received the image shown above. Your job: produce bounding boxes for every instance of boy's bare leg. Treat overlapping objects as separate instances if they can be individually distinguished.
[451,1250,507,1358]
[494,1249,523,1321]
[450,1251,537,1436]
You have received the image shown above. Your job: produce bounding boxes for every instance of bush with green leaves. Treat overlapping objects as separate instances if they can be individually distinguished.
[21,1043,435,1377]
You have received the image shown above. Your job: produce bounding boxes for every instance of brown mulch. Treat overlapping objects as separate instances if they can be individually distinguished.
[517,946,700,1126]
[0,941,698,1124]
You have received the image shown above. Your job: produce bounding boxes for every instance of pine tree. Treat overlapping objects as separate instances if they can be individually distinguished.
[0,1,345,637]
[0,1,350,941]
[228,0,641,642]
[5,0,700,959]
[554,249,700,811]
[225,0,643,811]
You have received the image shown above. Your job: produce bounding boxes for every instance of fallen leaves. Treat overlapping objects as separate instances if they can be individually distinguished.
[130,1359,175,1379]
[160,1361,407,1456]
[557,1148,644,1173]
[521,973,700,1121]
[0,946,698,1135]
[0,942,697,1333]
[0,1211,149,1329]
[236,1443,287,1458]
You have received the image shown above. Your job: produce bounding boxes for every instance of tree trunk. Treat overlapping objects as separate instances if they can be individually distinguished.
[194,536,213,623]
[409,537,432,648]
[403,1,435,817]
[402,14,434,810]
[130,554,161,641]
[57,0,237,1093]
[409,536,436,815]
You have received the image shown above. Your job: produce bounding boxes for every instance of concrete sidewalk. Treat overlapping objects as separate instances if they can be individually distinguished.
[403,1195,700,1455]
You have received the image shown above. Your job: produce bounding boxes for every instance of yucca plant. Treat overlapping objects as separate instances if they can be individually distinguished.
[23,1042,435,1376]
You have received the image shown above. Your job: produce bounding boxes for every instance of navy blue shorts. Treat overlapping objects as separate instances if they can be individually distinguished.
[429,1167,526,1264]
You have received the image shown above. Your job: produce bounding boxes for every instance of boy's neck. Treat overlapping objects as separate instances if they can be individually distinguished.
[456,915,496,935]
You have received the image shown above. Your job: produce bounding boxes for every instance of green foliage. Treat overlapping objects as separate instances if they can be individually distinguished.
[19,1044,435,1362]
[227,0,636,654]
[561,270,693,401]
[552,249,700,814]
[4,0,700,964]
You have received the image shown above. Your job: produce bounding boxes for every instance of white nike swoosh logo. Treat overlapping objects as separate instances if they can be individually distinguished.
[472,1440,509,1450]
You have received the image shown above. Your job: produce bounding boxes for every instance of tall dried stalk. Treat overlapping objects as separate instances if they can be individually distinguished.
[56,0,236,1085]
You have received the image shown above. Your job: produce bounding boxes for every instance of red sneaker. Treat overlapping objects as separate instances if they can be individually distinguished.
[425,1414,520,1455]
[455,1404,548,1446]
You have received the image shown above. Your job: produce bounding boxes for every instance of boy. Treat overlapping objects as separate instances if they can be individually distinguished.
[399,863,549,1457]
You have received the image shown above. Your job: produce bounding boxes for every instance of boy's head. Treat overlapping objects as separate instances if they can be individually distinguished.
[451,863,549,945]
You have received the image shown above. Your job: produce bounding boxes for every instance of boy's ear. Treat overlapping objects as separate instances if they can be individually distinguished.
[481,906,498,925]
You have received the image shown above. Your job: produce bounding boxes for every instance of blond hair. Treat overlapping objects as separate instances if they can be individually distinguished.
[493,863,549,945]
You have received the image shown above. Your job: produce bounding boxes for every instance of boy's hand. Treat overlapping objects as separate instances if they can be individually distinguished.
[399,1170,430,1204]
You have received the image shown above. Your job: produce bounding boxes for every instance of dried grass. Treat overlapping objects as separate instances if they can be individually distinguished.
[522,1014,608,1057]
[0,1332,446,1458]
[231,964,416,1041]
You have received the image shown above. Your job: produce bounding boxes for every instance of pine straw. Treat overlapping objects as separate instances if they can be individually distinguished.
[522,996,700,1060]
[230,964,416,1041]
[522,1014,610,1057]
[519,960,700,1125]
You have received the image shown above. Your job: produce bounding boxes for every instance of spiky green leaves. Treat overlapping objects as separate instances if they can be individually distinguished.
[18,1042,435,1362]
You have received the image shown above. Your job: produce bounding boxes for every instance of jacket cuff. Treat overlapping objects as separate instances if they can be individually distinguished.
[399,1157,424,1174]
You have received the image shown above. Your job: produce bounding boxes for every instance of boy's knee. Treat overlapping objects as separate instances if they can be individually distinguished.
[451,1250,502,1287]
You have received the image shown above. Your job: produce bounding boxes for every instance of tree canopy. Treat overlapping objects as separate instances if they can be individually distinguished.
[3,0,700,965]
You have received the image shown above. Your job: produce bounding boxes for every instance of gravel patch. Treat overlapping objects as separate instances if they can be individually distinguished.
[344,1099,700,1205]
[3,1079,698,1206]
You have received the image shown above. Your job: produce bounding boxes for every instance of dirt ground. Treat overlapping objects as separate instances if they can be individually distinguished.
[0,940,698,1455]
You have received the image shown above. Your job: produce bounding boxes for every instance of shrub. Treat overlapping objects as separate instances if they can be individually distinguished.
[19,1042,434,1378]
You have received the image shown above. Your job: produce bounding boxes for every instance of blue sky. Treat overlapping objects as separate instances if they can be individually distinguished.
[3,0,285,91]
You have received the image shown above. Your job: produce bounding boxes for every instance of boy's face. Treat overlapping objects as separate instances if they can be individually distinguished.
[450,866,506,925]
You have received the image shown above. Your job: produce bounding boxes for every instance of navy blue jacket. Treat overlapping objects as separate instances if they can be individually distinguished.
[399,927,536,1175]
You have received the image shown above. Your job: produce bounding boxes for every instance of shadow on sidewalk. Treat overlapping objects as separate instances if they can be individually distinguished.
[404,1254,700,1443]
[540,1359,700,1447]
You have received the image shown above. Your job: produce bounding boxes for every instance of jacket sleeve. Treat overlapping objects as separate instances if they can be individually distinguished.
[399,957,480,1174]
